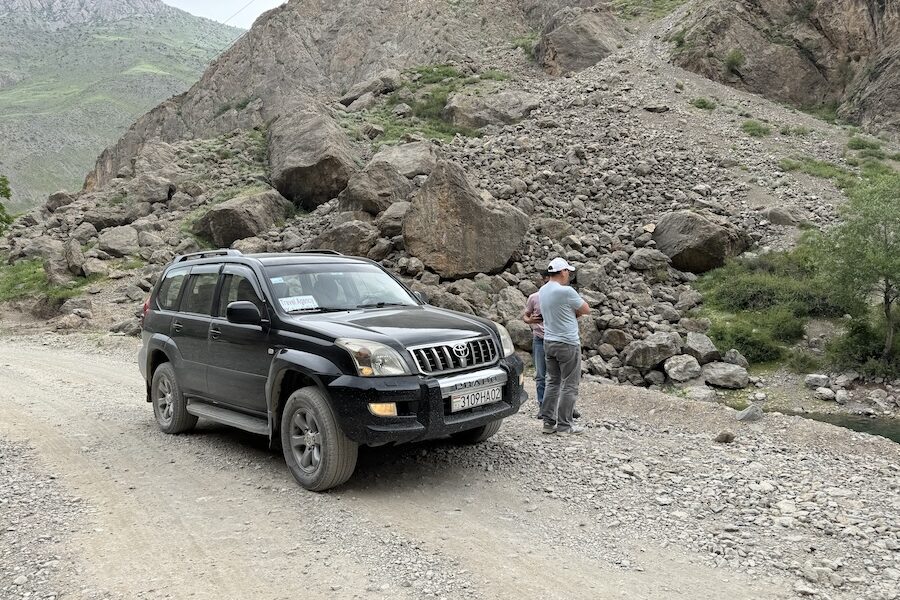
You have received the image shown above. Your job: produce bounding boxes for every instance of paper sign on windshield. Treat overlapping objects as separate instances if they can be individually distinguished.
[279,296,319,312]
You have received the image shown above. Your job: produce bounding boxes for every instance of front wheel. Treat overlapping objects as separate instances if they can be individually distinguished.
[281,387,358,492]
[451,419,503,445]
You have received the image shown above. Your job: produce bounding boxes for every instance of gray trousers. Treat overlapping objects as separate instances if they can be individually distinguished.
[539,341,581,431]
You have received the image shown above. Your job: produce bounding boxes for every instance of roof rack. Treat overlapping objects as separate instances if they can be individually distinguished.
[293,249,344,256]
[174,249,243,263]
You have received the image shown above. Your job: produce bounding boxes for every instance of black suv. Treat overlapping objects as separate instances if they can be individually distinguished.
[139,250,525,491]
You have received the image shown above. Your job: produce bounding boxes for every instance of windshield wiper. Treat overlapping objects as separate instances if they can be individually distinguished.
[355,302,412,309]
[287,307,349,314]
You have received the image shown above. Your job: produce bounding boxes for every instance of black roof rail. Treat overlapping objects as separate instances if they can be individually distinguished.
[293,249,344,255]
[174,249,243,263]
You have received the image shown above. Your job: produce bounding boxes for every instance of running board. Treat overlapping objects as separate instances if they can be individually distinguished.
[186,402,269,436]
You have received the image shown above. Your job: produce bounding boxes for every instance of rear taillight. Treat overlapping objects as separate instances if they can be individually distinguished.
[141,297,150,328]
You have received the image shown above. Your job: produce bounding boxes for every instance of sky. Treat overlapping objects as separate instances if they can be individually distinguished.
[162,0,287,29]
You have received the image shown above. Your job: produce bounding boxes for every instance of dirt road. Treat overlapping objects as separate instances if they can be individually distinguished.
[1,336,897,599]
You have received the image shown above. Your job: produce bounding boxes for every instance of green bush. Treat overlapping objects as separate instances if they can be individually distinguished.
[785,349,823,374]
[724,49,745,74]
[691,97,716,110]
[708,319,783,363]
[511,34,538,59]
[847,135,881,151]
[0,175,12,234]
[742,120,772,137]
[411,65,462,84]
[826,318,900,377]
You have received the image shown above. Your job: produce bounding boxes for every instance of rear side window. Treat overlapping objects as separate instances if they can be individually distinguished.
[180,273,220,315]
[156,268,188,311]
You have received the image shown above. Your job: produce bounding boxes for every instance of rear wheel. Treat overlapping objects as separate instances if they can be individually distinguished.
[451,419,503,444]
[281,386,358,492]
[151,363,197,434]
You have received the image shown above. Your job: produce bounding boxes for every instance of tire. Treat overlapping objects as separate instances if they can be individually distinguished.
[151,363,198,434]
[281,386,358,492]
[451,419,503,445]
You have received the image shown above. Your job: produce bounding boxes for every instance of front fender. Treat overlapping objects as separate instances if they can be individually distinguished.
[265,348,344,436]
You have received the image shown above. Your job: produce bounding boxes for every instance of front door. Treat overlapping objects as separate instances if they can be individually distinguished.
[171,265,221,399]
[206,265,271,414]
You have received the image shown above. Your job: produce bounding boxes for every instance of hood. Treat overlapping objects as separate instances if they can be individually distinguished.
[285,305,496,348]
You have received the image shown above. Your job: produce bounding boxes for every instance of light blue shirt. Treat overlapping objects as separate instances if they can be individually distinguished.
[538,281,584,346]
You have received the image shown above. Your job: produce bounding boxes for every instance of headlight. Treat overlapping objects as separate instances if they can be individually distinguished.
[336,338,411,377]
[494,323,516,358]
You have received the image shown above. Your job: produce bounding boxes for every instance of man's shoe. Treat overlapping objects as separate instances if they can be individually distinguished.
[542,422,557,435]
[558,425,585,435]
[573,409,581,419]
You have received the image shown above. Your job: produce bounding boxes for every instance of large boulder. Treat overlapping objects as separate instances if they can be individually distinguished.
[683,332,721,365]
[98,226,139,257]
[375,201,410,237]
[628,248,670,271]
[652,210,751,273]
[308,220,379,257]
[535,6,627,75]
[370,142,439,178]
[339,69,402,105]
[702,362,750,389]
[126,173,175,204]
[443,91,541,129]
[337,161,413,215]
[402,161,528,279]
[63,239,85,276]
[268,110,359,209]
[623,332,683,369]
[663,355,702,382]
[45,191,76,212]
[192,189,293,248]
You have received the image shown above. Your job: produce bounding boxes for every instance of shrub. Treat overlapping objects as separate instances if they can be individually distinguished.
[0,175,12,234]
[742,120,772,137]
[511,34,538,59]
[847,135,881,151]
[691,97,716,110]
[411,64,462,84]
[780,125,810,136]
[708,320,783,363]
[786,349,823,374]
[672,30,686,48]
[724,49,745,74]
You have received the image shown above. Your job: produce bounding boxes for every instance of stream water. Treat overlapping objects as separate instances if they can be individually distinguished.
[779,411,900,444]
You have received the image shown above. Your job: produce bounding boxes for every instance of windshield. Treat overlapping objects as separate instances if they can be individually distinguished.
[264,263,419,313]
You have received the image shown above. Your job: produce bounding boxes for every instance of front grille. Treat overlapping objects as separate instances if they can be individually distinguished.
[409,337,499,375]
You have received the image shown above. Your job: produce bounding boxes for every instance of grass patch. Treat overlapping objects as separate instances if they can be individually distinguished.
[785,349,824,374]
[847,135,881,151]
[0,260,95,304]
[695,247,858,363]
[778,156,850,181]
[690,97,716,110]
[742,119,772,137]
[612,0,690,19]
[410,64,463,85]
[780,125,810,136]
[511,33,539,59]
[801,102,840,124]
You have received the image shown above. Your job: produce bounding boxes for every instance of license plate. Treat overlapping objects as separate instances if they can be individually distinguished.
[450,385,503,413]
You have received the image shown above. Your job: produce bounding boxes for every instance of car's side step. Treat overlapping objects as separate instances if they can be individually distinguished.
[186,402,269,435]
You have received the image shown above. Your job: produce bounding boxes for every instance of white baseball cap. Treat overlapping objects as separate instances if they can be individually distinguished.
[547,257,576,273]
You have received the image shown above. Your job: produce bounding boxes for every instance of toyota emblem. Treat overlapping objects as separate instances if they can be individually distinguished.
[452,343,470,359]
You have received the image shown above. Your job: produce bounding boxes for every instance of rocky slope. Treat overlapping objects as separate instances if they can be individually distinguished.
[3,0,900,405]
[667,0,900,136]
[0,0,241,210]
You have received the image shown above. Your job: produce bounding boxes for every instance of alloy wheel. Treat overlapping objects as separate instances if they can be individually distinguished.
[290,409,322,473]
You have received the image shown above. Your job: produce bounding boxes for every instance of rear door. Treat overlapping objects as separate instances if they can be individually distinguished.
[171,264,222,399]
[206,265,271,414]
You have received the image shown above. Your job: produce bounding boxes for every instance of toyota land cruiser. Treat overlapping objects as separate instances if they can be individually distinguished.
[138,250,526,491]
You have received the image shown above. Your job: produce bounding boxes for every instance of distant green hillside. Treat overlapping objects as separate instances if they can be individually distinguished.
[0,6,241,211]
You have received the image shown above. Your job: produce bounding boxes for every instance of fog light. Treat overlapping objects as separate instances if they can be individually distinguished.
[368,402,398,417]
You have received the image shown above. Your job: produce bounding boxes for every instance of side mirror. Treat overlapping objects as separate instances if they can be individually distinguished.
[415,291,428,304]
[226,301,262,326]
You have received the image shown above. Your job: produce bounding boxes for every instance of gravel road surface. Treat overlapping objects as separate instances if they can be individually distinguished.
[0,334,897,599]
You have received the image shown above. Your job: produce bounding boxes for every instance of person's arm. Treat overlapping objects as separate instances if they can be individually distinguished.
[523,295,537,324]
[568,287,590,317]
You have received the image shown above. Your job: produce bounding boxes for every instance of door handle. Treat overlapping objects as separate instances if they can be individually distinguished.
[173,322,184,333]
[209,327,221,340]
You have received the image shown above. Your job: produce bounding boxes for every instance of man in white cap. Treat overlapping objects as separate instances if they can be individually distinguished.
[538,257,590,435]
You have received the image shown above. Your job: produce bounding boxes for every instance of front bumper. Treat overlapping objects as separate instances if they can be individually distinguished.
[327,355,526,445]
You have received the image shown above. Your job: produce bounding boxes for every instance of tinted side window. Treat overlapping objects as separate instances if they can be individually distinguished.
[156,268,188,311]
[218,273,264,316]
[180,273,220,315]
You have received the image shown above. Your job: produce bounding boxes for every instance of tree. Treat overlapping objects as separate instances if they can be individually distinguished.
[819,174,900,359]
[0,175,12,234]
